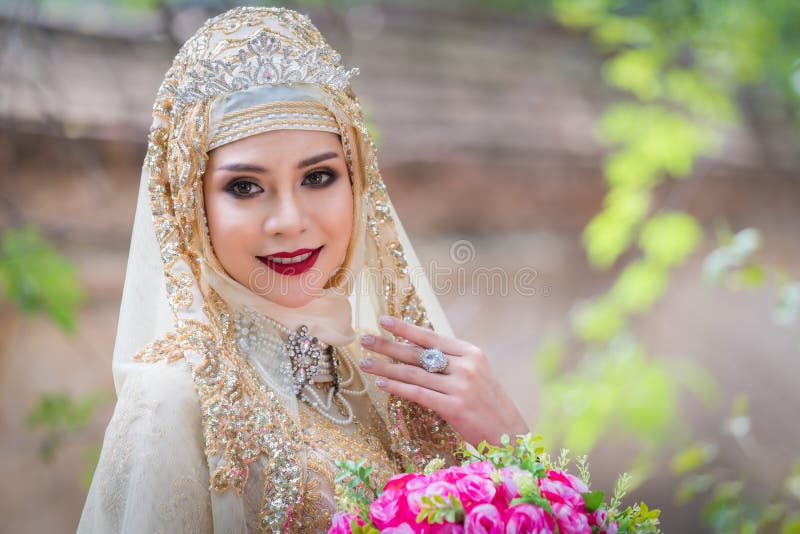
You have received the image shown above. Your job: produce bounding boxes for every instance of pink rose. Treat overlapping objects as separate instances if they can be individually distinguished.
[431,524,466,534]
[538,470,588,511]
[492,466,524,512]
[386,472,425,493]
[408,481,460,516]
[464,503,504,534]
[370,488,404,529]
[328,512,363,534]
[551,502,592,534]
[407,475,429,492]
[590,509,607,526]
[456,475,497,512]
[430,465,470,484]
[504,504,556,534]
[463,461,496,479]
[381,524,416,534]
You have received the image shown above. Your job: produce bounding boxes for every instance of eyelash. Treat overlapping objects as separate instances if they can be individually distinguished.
[302,168,337,187]
[225,169,338,198]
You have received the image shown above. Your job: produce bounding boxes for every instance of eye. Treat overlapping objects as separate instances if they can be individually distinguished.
[226,179,263,198]
[302,169,337,187]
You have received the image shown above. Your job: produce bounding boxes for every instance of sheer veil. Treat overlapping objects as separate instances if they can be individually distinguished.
[79,7,460,533]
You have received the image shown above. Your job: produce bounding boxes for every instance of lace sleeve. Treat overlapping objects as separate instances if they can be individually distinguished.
[77,359,212,533]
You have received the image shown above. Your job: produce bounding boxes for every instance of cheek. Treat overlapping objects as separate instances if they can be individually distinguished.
[204,190,260,265]
[327,182,354,247]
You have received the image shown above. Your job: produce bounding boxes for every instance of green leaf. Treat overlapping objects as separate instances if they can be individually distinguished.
[734,264,766,288]
[571,297,624,344]
[670,442,719,475]
[416,494,465,525]
[665,68,738,122]
[603,48,663,100]
[782,516,800,534]
[350,520,379,534]
[582,490,605,512]
[535,332,566,379]
[675,473,717,505]
[592,15,653,46]
[552,0,613,28]
[638,212,702,268]
[609,259,668,314]
[582,187,651,269]
[0,226,84,332]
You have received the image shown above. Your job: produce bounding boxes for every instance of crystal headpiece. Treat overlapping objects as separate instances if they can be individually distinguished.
[172,30,360,107]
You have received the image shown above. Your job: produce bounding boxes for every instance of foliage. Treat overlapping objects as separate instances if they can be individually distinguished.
[536,332,703,454]
[539,0,800,440]
[25,390,114,488]
[333,433,662,533]
[334,459,380,523]
[0,224,98,485]
[0,226,84,332]
[540,0,800,530]
[671,396,800,533]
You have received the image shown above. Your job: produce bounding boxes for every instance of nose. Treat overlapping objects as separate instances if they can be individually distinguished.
[263,189,306,237]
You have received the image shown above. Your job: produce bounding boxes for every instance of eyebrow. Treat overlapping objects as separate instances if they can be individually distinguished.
[216,151,339,173]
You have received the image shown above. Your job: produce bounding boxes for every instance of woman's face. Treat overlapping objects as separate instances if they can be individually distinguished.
[203,129,354,308]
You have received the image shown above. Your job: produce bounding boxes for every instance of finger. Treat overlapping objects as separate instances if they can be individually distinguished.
[359,358,451,393]
[360,334,428,366]
[373,377,453,416]
[379,316,473,356]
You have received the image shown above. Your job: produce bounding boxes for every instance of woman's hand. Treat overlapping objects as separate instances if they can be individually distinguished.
[357,315,529,446]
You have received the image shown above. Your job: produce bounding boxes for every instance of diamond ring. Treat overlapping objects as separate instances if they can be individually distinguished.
[419,347,448,373]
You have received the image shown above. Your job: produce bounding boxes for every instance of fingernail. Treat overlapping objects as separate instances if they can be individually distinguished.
[360,334,375,346]
[358,358,374,369]
[380,316,395,328]
[375,377,388,388]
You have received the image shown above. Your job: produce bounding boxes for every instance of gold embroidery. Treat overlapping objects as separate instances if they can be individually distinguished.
[290,400,396,533]
[134,317,303,532]
[140,6,463,531]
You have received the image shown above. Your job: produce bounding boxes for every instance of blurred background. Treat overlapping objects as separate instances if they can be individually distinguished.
[1,0,799,532]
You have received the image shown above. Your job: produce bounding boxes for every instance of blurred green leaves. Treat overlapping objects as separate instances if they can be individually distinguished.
[0,226,84,332]
[671,442,718,476]
[25,391,112,463]
[544,1,800,531]
[598,104,718,183]
[639,212,702,268]
[25,390,113,489]
[535,333,710,454]
[604,49,664,101]
[703,228,761,285]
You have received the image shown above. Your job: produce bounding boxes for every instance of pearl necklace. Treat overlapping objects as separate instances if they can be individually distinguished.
[233,307,366,426]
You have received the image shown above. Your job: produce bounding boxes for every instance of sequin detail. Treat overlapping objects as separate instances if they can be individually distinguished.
[140,6,463,531]
[134,318,302,532]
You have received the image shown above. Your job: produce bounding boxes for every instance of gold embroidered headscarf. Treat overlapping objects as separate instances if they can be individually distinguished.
[81,7,461,533]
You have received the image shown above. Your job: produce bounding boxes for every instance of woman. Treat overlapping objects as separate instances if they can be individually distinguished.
[78,7,527,533]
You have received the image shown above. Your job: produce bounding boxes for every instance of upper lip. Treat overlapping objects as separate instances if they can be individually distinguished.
[260,247,321,259]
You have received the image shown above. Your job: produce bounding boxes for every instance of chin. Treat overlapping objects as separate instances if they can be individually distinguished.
[259,287,321,308]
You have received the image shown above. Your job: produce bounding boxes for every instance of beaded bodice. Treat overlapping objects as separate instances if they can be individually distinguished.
[232,306,398,532]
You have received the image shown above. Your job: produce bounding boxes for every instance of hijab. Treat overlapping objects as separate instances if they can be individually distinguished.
[87,7,461,532]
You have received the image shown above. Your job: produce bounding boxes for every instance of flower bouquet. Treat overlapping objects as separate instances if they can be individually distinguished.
[329,434,661,534]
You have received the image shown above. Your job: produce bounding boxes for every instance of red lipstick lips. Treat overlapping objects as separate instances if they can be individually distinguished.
[257,246,323,276]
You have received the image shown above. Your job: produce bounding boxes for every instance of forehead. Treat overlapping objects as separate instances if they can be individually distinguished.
[209,129,344,163]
